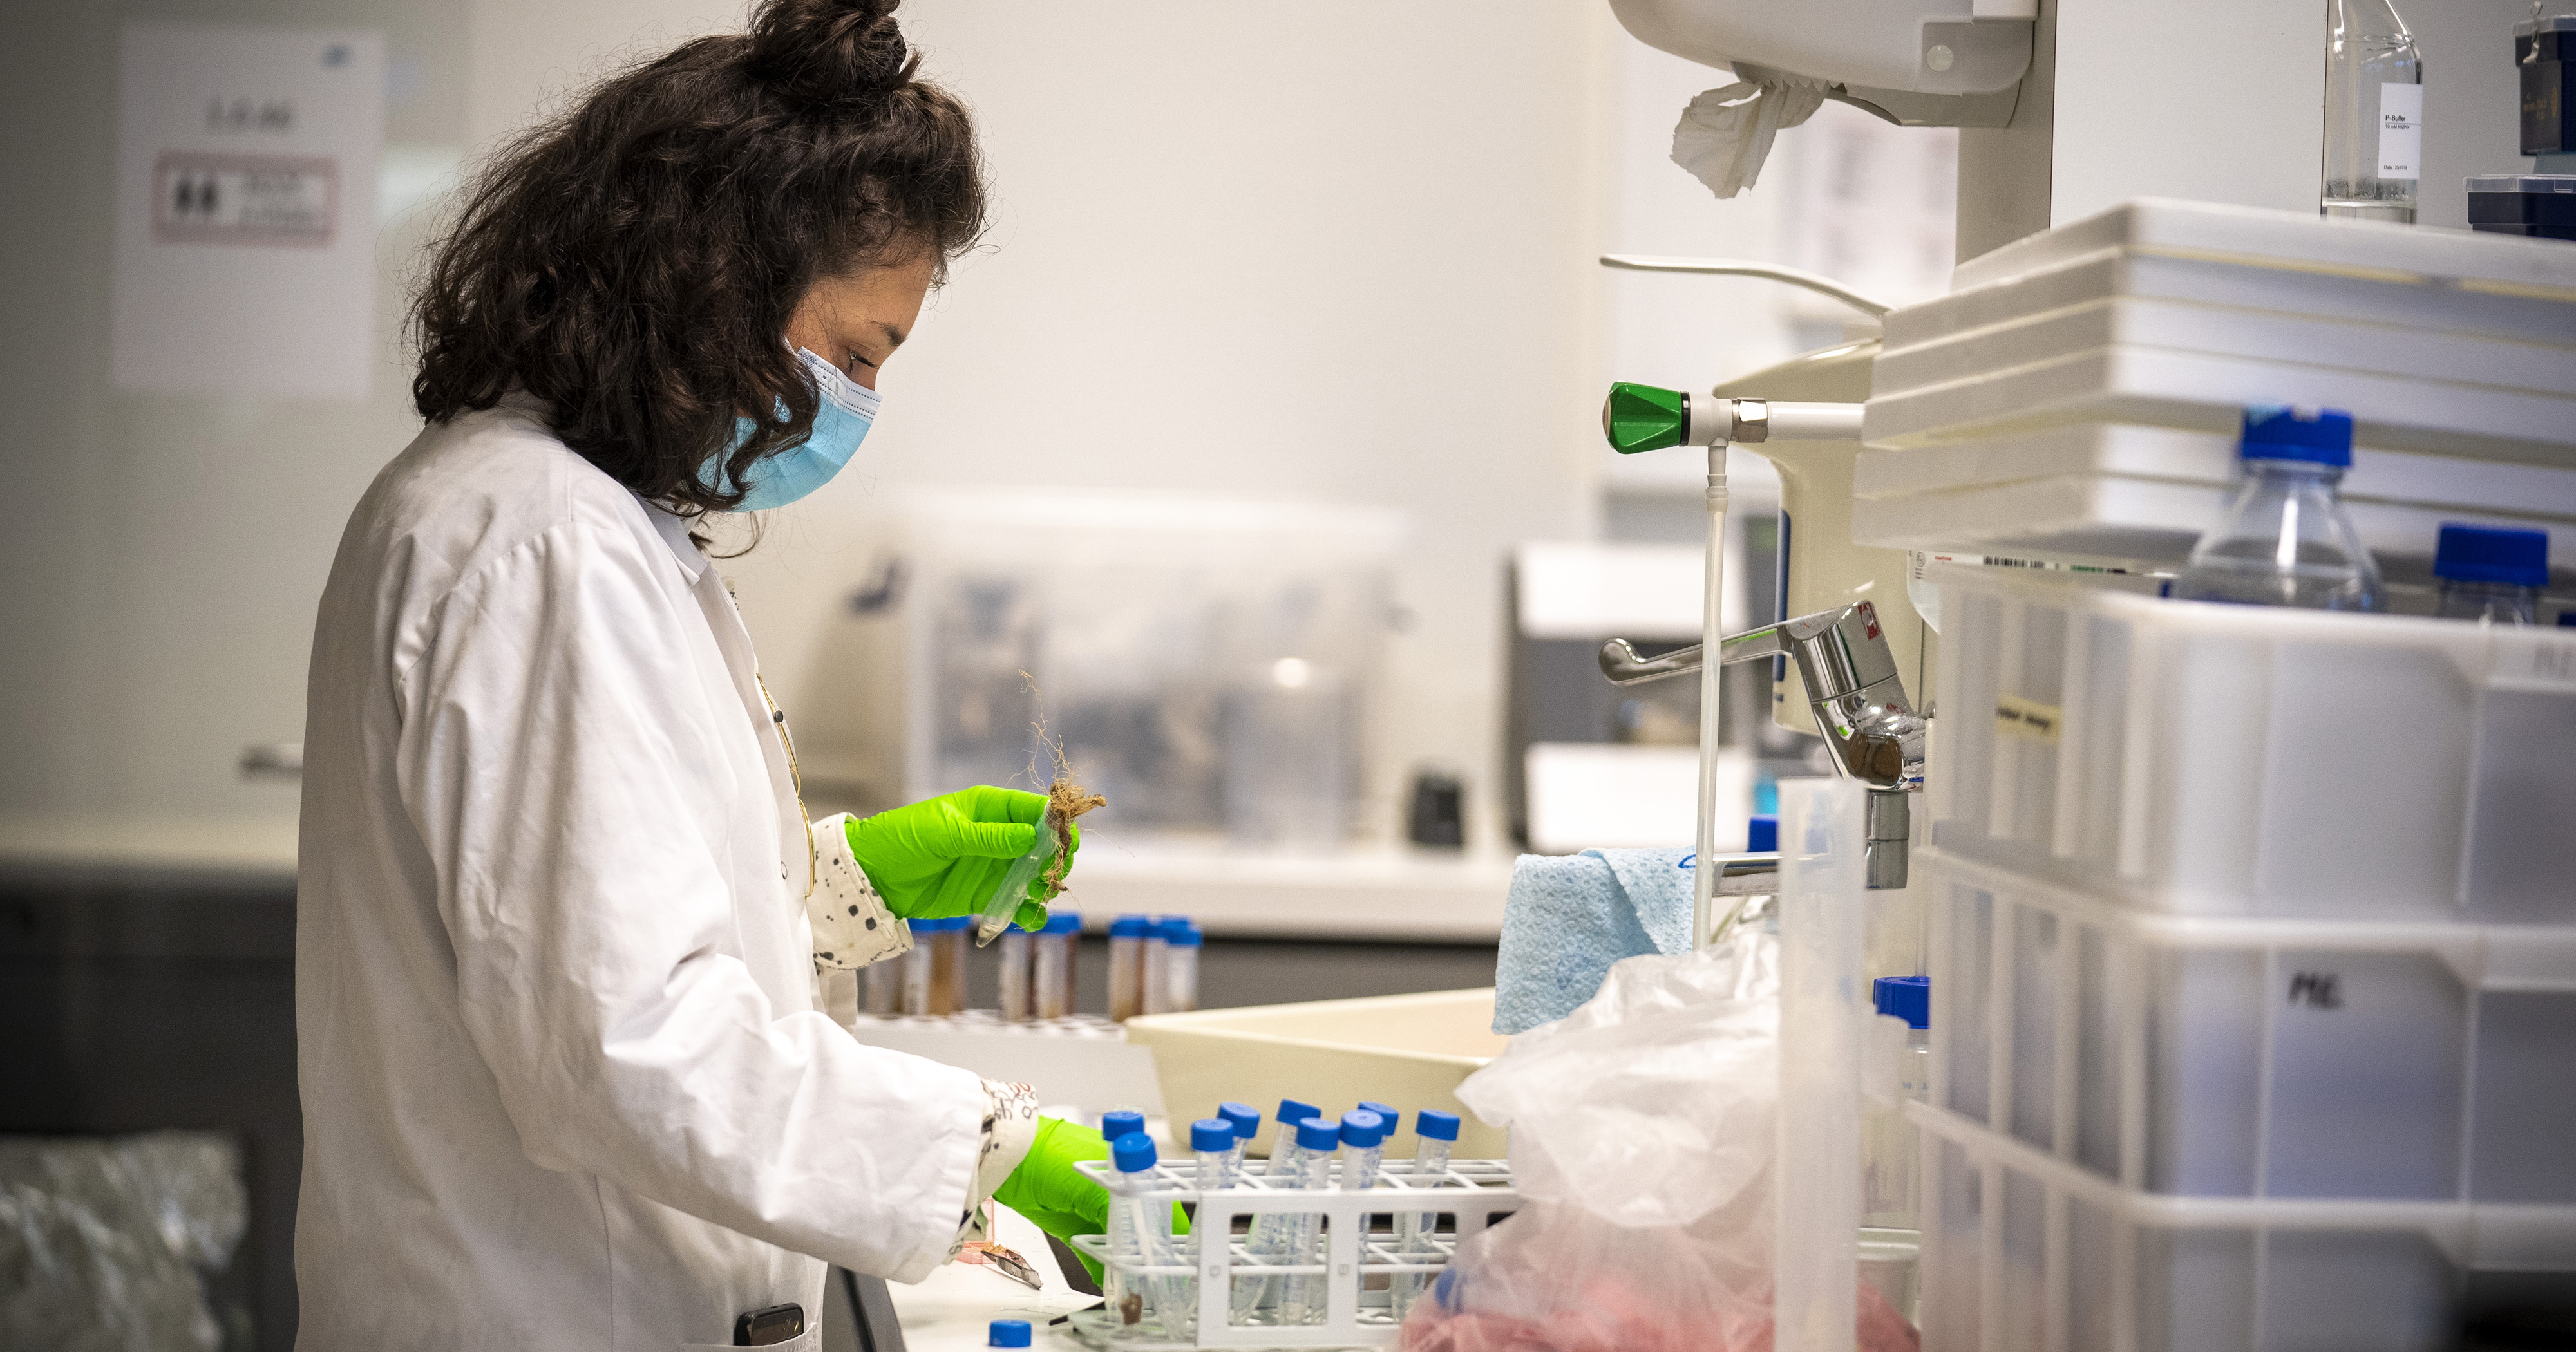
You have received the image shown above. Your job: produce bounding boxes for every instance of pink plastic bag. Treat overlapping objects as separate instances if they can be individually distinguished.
[1401,936,1918,1352]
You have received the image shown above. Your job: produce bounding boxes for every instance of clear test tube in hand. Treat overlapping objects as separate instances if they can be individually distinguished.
[1032,910,1081,1020]
[1392,1110,1460,1319]
[996,927,1032,1022]
[1160,917,1202,1013]
[1107,915,1151,1022]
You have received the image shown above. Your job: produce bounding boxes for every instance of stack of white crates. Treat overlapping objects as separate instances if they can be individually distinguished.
[1907,561,2576,1352]
[1851,199,2576,588]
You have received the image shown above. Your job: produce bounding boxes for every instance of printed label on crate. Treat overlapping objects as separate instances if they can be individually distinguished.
[1994,693,2063,744]
[2493,632,2576,691]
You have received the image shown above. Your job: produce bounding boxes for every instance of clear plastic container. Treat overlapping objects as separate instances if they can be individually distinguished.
[1218,1101,1262,1176]
[929,917,967,1016]
[1232,1101,1322,1322]
[1142,919,1173,1017]
[1032,910,1080,1020]
[996,927,1032,1022]
[1160,917,1202,1013]
[2323,0,2421,222]
[1277,1116,1342,1326]
[2432,523,2548,626]
[2172,406,2385,612]
[1864,975,1931,1231]
[863,957,898,1018]
[1105,1131,1188,1333]
[1108,914,1151,1022]
[1392,1109,1460,1319]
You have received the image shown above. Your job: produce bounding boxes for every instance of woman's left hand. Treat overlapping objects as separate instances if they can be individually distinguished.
[842,785,1080,930]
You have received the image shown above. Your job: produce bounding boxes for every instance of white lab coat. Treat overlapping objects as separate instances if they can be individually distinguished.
[295,397,983,1351]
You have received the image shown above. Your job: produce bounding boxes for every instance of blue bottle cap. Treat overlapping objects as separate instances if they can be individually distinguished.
[1159,917,1203,946]
[1278,1098,1321,1131]
[1192,1118,1236,1152]
[2434,524,2550,588]
[1416,1109,1461,1141]
[1295,1116,1341,1152]
[1340,1109,1386,1148]
[1100,1109,1145,1142]
[1111,1132,1157,1172]
[1218,1102,1262,1137]
[1747,814,1779,853]
[989,1317,1033,1348]
[1358,1100,1400,1127]
[2239,404,2354,468]
[1041,910,1083,934]
[1873,975,1931,1030]
[1107,914,1153,938]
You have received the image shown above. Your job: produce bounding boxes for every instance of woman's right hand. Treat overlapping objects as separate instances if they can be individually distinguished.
[842,786,1081,930]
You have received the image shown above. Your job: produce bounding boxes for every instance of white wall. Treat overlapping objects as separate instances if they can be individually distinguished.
[3,0,1616,848]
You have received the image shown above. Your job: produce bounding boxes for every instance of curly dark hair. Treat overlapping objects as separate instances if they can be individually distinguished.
[410,0,985,516]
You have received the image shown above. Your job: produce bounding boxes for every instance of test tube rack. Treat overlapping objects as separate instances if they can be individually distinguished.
[1065,1157,1520,1349]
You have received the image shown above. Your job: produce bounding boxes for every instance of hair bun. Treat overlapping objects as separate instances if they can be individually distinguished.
[745,0,916,107]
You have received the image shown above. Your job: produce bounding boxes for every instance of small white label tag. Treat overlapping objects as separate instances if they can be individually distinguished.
[2378,83,2423,178]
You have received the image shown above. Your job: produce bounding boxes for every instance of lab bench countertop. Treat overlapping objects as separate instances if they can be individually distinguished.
[0,814,1515,941]
[887,1205,1101,1351]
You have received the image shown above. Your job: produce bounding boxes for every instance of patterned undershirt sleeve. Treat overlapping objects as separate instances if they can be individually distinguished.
[951,1078,1041,1255]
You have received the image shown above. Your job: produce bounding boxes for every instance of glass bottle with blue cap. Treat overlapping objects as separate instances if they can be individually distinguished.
[2432,524,2550,626]
[2174,406,2385,611]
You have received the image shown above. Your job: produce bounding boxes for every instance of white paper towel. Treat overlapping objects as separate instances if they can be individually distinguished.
[1671,79,1826,198]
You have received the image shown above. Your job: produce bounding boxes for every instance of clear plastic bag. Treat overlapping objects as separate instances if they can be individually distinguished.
[1401,935,1918,1352]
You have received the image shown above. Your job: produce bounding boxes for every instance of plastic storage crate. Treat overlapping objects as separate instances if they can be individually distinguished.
[1912,1103,2576,1352]
[1066,1156,1521,1349]
[1921,563,2576,923]
[1922,849,2576,1206]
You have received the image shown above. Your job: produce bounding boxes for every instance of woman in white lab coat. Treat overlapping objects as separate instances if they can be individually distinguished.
[296,2,1110,1346]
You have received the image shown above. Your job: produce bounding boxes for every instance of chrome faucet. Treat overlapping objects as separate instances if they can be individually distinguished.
[1600,598,1927,900]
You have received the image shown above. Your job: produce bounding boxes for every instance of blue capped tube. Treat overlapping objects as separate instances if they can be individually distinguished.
[1191,1117,1238,1194]
[1280,1116,1342,1326]
[1393,1110,1461,1317]
[1218,1102,1261,1176]
[1338,1109,1387,1192]
[1231,1101,1319,1320]
[1106,1132,1189,1335]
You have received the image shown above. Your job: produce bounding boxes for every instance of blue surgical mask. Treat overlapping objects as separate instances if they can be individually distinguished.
[702,346,880,511]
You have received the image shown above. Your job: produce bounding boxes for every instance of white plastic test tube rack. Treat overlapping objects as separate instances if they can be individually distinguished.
[1066,1157,1520,1349]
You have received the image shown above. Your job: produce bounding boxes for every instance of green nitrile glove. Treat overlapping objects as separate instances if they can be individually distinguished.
[993,1118,1191,1286]
[842,785,1081,930]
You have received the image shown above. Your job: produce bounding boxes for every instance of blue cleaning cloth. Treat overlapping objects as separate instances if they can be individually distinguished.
[1492,847,1695,1034]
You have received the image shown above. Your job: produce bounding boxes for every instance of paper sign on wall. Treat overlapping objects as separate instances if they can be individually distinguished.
[112,23,384,399]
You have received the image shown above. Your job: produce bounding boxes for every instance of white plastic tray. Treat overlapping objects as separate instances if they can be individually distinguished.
[1912,1102,2576,1352]
[1922,849,2576,1208]
[1065,1156,1521,1349]
[1122,991,1508,1160]
[1851,422,2576,568]
[1922,564,2576,923]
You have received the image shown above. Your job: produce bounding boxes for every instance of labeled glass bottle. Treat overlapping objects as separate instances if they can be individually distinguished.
[2322,0,2423,222]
